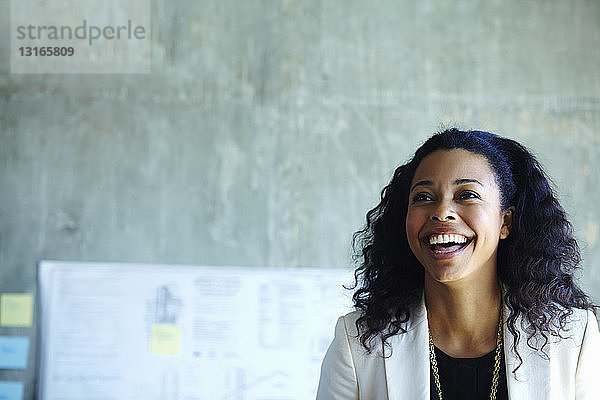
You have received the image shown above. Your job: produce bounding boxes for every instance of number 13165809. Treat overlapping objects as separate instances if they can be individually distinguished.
[19,47,75,56]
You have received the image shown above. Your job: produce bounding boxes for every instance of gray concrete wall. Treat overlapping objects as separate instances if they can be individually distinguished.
[1,1,599,398]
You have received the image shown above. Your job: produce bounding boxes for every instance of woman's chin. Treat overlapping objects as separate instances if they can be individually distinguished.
[424,265,470,284]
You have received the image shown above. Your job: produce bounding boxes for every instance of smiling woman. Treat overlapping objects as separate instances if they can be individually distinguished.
[406,149,512,286]
[316,129,600,400]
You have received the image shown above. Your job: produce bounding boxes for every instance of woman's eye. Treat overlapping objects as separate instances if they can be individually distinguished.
[458,191,479,200]
[412,193,432,203]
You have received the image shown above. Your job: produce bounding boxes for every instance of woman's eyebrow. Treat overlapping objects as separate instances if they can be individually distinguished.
[410,178,483,192]
[410,180,433,191]
[455,178,483,187]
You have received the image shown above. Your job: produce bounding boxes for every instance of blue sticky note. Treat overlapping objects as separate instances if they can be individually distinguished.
[0,381,24,400]
[0,337,29,369]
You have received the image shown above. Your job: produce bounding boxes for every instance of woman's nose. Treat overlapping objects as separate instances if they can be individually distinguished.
[431,214,455,222]
[430,201,456,222]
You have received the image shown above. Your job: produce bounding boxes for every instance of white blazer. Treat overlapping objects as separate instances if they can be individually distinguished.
[316,298,600,399]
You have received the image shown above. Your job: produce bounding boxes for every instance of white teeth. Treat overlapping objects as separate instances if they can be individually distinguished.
[428,234,468,245]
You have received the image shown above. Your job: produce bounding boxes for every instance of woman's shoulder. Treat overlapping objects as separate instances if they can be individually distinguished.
[533,307,599,349]
[566,307,598,334]
[340,310,362,323]
[336,310,362,338]
[338,299,427,334]
[552,306,596,332]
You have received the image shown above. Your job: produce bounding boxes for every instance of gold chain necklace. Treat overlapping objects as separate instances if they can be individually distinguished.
[428,310,503,400]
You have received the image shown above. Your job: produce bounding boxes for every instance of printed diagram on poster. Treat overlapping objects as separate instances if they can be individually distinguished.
[37,261,352,399]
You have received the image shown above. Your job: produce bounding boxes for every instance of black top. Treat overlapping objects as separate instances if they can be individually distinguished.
[430,346,509,400]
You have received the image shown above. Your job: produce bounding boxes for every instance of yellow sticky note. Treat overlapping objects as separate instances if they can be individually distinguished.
[1,294,34,327]
[150,324,181,355]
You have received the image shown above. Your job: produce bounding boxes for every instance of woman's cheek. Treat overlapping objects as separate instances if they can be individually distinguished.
[466,210,502,245]
[405,210,422,247]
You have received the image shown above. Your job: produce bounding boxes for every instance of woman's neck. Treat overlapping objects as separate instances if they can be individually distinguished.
[424,277,502,358]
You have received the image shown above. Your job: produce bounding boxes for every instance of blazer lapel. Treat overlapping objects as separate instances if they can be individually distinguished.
[504,306,551,399]
[384,298,430,400]
[383,297,552,400]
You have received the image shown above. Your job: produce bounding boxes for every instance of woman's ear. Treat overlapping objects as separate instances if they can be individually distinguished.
[500,206,515,239]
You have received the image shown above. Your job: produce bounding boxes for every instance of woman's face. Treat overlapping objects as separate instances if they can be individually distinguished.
[405,149,513,285]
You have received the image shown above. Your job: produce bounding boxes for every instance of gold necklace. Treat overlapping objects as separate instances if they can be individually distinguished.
[428,310,503,400]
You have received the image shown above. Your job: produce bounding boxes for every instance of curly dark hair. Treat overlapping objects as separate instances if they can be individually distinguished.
[351,128,595,372]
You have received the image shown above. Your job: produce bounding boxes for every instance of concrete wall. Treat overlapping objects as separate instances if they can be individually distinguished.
[1,1,599,398]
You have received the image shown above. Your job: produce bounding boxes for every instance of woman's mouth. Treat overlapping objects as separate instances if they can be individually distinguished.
[427,233,473,255]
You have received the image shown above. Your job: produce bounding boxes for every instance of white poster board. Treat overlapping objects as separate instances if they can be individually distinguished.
[37,261,353,400]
